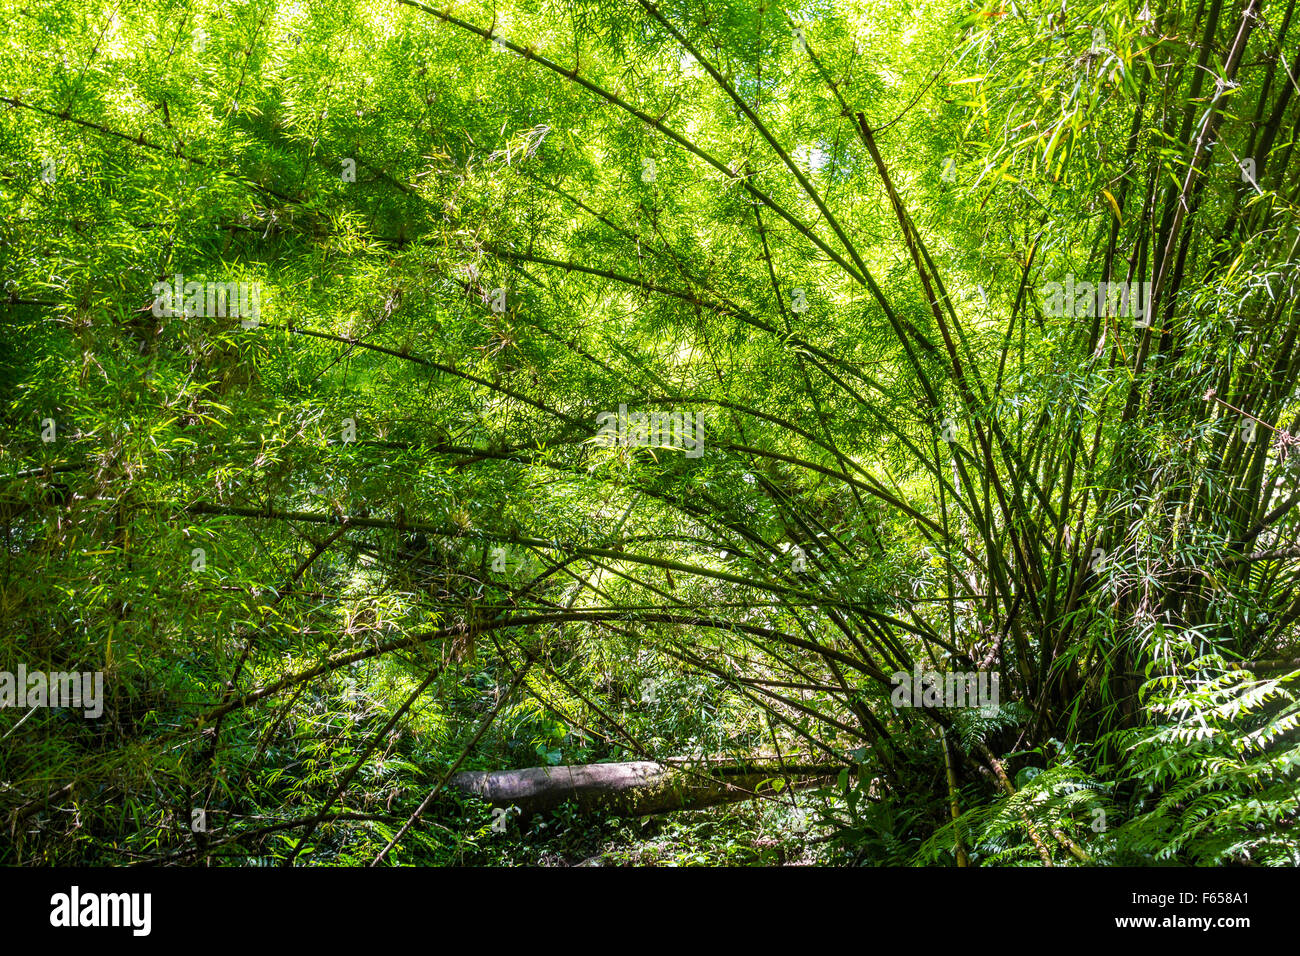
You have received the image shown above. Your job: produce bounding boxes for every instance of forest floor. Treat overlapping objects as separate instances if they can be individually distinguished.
[437,796,832,866]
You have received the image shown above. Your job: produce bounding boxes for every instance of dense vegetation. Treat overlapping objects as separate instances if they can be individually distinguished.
[2,0,1299,866]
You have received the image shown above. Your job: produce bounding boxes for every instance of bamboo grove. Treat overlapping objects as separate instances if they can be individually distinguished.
[2,0,1299,865]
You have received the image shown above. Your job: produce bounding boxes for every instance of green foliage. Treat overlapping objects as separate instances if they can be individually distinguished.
[2,0,1299,866]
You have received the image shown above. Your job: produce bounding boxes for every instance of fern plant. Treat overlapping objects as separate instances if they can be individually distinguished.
[1100,652,1300,866]
[916,641,1300,866]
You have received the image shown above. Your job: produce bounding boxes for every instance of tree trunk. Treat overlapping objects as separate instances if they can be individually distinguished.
[449,759,839,817]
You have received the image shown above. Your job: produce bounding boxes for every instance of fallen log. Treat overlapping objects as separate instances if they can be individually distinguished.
[449,758,840,817]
